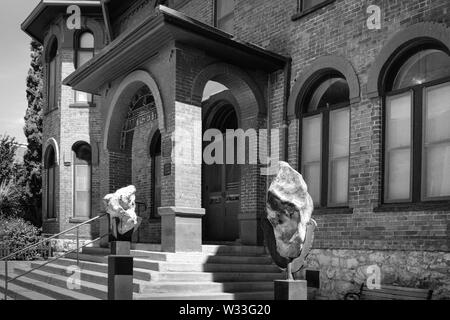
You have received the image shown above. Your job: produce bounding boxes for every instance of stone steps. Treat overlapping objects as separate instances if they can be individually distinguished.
[82,247,273,264]
[1,244,282,300]
[0,272,99,300]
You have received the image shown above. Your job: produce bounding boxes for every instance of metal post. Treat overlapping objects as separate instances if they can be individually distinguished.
[4,260,8,301]
[76,228,80,267]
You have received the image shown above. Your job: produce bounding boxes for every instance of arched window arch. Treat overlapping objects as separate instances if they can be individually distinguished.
[383,45,450,203]
[44,145,57,219]
[72,142,92,218]
[300,73,350,208]
[150,130,161,219]
[74,31,94,102]
[46,37,58,111]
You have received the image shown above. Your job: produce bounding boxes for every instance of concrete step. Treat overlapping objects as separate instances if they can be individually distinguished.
[133,259,280,273]
[12,266,106,299]
[0,272,99,300]
[24,263,149,293]
[49,257,283,283]
[126,244,268,256]
[82,247,273,265]
[151,271,285,283]
[0,274,56,300]
[135,291,274,300]
[139,281,274,294]
[31,258,153,281]
[64,253,280,273]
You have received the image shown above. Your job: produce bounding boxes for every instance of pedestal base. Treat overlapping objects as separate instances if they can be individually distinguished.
[159,207,205,253]
[107,255,133,300]
[111,241,131,255]
[274,280,307,300]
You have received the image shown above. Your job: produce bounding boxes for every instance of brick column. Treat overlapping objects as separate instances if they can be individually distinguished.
[159,101,205,252]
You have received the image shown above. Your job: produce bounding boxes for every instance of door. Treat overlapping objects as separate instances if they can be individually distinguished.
[203,104,240,242]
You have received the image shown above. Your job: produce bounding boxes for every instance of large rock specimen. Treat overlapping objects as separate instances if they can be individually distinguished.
[103,185,142,239]
[263,161,316,277]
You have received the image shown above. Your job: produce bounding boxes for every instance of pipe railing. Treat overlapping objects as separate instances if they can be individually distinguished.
[1,213,109,300]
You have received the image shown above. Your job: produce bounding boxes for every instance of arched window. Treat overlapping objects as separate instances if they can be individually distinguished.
[383,46,450,203]
[150,131,161,219]
[300,74,350,208]
[46,37,58,111]
[72,142,92,218]
[74,31,94,102]
[44,146,57,219]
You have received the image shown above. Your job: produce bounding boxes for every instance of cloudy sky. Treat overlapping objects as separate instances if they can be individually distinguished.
[0,0,40,144]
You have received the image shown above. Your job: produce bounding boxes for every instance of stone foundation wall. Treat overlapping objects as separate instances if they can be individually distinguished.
[303,249,450,300]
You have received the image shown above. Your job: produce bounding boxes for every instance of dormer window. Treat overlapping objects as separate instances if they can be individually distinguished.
[215,0,234,34]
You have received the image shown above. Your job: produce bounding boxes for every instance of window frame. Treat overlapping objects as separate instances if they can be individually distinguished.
[293,0,336,20]
[72,143,92,220]
[382,74,450,204]
[301,99,351,209]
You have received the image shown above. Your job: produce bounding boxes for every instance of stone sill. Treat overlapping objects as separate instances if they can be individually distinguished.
[69,102,96,108]
[69,218,90,224]
[314,207,354,215]
[374,202,450,213]
[291,0,336,21]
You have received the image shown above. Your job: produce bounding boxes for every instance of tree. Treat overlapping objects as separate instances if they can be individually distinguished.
[22,40,44,225]
[0,135,22,217]
[0,135,18,184]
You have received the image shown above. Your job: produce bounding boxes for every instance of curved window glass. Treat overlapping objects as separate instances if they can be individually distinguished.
[47,38,58,111]
[301,75,350,207]
[75,31,94,102]
[384,48,450,203]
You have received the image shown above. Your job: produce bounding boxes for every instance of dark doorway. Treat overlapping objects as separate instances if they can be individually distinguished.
[203,103,241,242]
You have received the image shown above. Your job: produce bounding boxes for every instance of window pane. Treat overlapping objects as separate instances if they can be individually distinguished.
[423,83,450,198]
[218,15,234,34]
[217,0,234,17]
[329,108,349,205]
[79,32,94,49]
[77,51,94,68]
[385,93,412,201]
[393,49,450,90]
[387,149,411,200]
[424,144,450,198]
[304,163,321,205]
[76,91,92,103]
[48,167,55,218]
[74,165,90,218]
[302,115,322,204]
[302,115,322,163]
[303,0,328,11]
[329,158,349,205]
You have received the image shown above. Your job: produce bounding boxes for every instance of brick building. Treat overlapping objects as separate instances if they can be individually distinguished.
[22,0,450,299]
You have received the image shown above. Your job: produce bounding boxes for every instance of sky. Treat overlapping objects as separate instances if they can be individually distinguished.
[0,0,40,144]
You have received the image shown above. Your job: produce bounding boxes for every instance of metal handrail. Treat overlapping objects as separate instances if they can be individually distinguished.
[2,213,109,300]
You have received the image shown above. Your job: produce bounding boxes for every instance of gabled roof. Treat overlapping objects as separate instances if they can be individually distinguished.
[22,0,102,42]
[63,5,290,94]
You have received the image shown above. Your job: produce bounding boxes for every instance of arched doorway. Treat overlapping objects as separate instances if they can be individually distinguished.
[203,101,241,242]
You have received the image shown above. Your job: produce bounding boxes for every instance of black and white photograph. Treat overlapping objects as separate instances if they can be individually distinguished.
[0,0,449,309]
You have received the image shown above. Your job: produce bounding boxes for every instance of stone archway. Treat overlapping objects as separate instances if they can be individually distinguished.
[191,63,267,245]
[102,70,165,244]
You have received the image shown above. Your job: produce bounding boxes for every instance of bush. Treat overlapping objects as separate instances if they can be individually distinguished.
[0,180,22,217]
[0,216,46,261]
